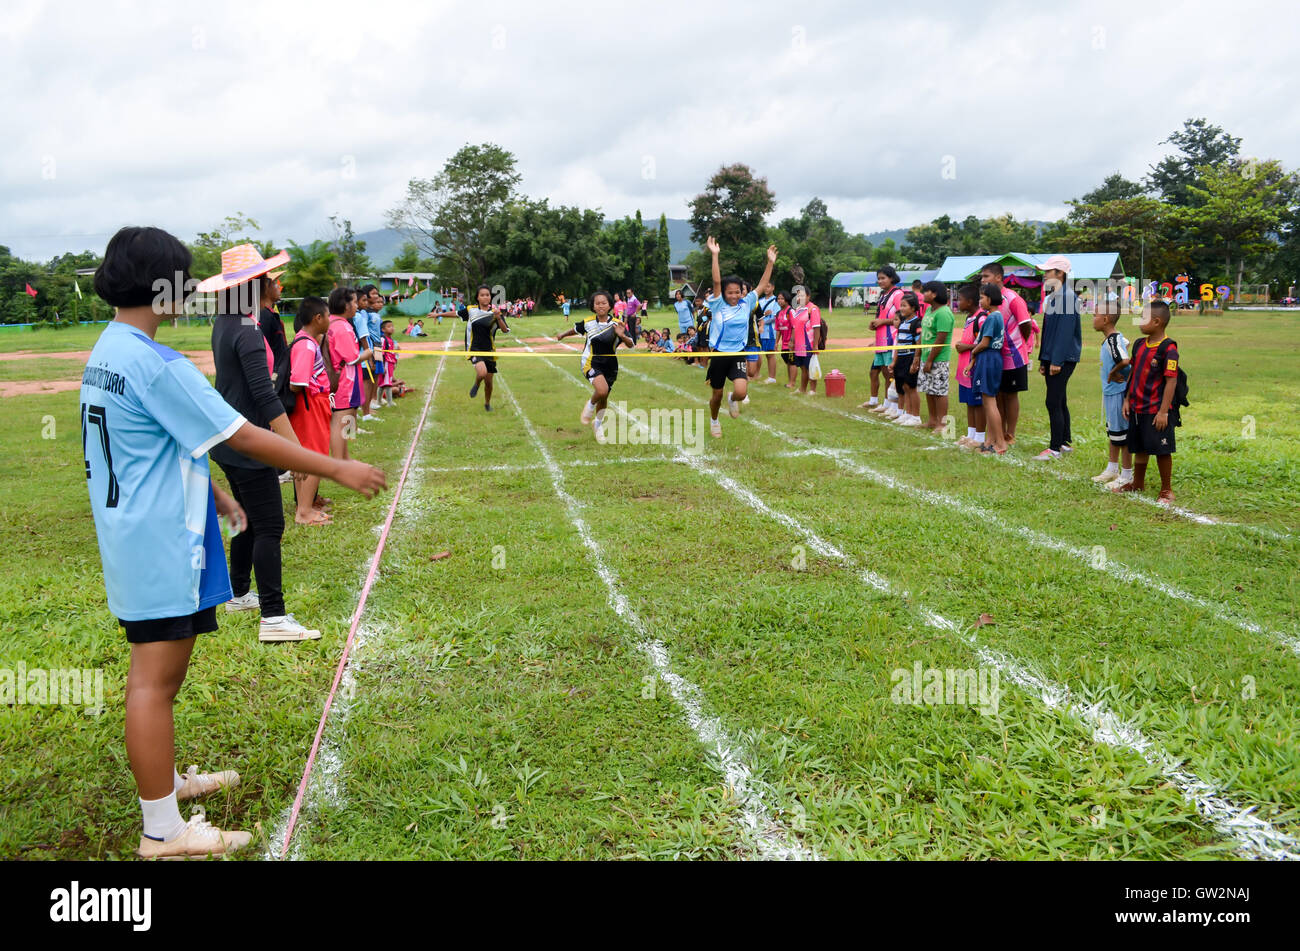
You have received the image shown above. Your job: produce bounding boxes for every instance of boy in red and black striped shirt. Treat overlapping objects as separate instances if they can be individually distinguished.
[1119,300,1180,504]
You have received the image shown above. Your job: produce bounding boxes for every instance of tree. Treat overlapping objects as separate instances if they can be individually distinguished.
[1056,196,1185,282]
[651,213,671,303]
[280,240,339,298]
[330,216,373,281]
[1179,159,1290,301]
[1079,173,1146,205]
[1146,118,1241,206]
[189,213,265,281]
[386,143,522,290]
[687,163,776,273]
[390,241,437,273]
[480,199,612,302]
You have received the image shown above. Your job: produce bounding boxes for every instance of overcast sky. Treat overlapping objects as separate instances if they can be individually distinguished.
[3,0,1298,261]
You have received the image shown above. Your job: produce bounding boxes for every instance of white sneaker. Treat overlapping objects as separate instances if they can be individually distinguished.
[870,403,889,414]
[764,377,777,384]
[902,415,923,427]
[370,400,381,411]
[742,395,750,405]
[225,592,259,613]
[727,395,740,418]
[362,414,381,422]
[1109,472,1134,491]
[1092,469,1119,483]
[259,614,322,642]
[884,406,901,419]
[176,764,240,802]
[580,402,595,424]
[593,419,606,443]
[137,809,252,860]
[356,427,373,435]
[277,471,292,485]
[710,418,722,438]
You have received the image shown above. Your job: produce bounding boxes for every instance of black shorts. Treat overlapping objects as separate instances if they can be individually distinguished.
[706,356,748,389]
[893,354,918,390]
[1127,411,1177,455]
[119,606,219,644]
[780,349,794,366]
[586,358,618,387]
[471,356,497,374]
[999,365,1029,393]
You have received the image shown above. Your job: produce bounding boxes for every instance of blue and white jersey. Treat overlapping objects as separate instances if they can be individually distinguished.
[673,299,692,330]
[80,322,245,621]
[707,290,757,353]
[367,309,383,349]
[562,301,571,317]
[1100,331,1130,396]
[758,295,779,338]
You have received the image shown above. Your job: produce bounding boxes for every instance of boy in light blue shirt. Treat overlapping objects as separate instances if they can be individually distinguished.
[83,227,387,859]
[703,236,777,437]
[1092,299,1134,487]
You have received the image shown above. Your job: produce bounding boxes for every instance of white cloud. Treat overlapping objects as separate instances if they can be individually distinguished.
[2,0,1298,260]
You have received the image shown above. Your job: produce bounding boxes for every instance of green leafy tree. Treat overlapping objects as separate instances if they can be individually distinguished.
[688,163,776,275]
[330,216,373,281]
[386,143,522,290]
[390,241,438,273]
[1055,196,1185,282]
[280,240,339,297]
[651,214,671,303]
[189,213,263,282]
[1146,118,1242,206]
[1079,173,1147,205]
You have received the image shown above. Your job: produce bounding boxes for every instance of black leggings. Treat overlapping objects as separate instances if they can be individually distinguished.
[218,463,286,617]
[1043,361,1076,451]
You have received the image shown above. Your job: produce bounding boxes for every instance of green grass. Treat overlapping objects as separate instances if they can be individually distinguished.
[1,311,1297,860]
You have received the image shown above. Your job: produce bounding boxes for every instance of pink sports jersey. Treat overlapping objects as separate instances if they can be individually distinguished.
[956,309,986,387]
[875,287,902,347]
[998,286,1032,369]
[326,316,361,407]
[289,330,330,395]
[790,306,814,357]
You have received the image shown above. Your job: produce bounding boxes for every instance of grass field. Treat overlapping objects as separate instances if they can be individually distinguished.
[1,309,1297,860]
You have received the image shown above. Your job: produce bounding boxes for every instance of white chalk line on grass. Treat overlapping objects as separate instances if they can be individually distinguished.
[614,363,1300,658]
[510,346,816,859]
[417,450,828,475]
[537,348,1300,860]
[806,391,1292,541]
[267,328,454,859]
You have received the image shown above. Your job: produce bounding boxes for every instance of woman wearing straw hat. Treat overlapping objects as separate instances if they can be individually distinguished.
[200,244,323,642]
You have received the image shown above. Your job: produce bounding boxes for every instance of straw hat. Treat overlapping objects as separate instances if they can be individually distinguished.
[196,243,291,292]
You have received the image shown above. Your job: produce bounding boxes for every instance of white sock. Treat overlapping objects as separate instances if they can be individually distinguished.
[1121,467,1133,478]
[586,400,596,412]
[141,791,187,841]
[1104,462,1119,475]
[868,397,879,406]
[594,409,605,425]
[967,427,977,440]
[976,431,986,442]
[173,769,184,793]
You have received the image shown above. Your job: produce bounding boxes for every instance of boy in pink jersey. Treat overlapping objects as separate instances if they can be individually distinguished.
[325,287,369,461]
[952,284,987,448]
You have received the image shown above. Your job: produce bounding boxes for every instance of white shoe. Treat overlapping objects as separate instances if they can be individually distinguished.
[137,809,252,860]
[727,395,740,418]
[884,406,901,419]
[764,377,777,384]
[370,400,381,411]
[902,416,923,427]
[710,418,722,438]
[259,614,322,642]
[225,592,259,613]
[1092,469,1119,483]
[742,395,750,405]
[277,471,292,485]
[870,404,889,414]
[593,419,606,443]
[356,427,373,435]
[1109,472,1134,491]
[580,402,595,424]
[176,765,240,801]
[362,414,381,422]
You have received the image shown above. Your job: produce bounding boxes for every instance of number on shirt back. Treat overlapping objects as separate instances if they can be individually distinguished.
[81,402,120,508]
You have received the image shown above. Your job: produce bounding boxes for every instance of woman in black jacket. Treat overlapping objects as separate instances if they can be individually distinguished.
[200,245,321,643]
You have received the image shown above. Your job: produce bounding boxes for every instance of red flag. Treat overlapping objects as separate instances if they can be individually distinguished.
[24,283,37,297]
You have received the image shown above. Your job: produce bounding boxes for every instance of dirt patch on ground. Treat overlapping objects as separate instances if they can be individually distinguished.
[0,349,216,397]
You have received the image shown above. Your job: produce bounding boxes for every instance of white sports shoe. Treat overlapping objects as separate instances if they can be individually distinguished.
[1092,469,1119,483]
[370,400,381,411]
[137,809,252,860]
[742,395,750,405]
[901,415,923,427]
[593,419,606,443]
[362,414,381,422]
[727,395,741,418]
[1109,472,1134,491]
[225,592,259,613]
[259,614,322,643]
[764,377,777,384]
[176,765,240,802]
[884,406,902,419]
[580,402,595,424]
[710,418,722,438]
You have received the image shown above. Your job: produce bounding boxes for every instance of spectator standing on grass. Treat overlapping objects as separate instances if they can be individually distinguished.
[257,271,287,367]
[774,290,796,388]
[83,226,385,859]
[864,266,903,411]
[287,296,335,526]
[789,286,817,395]
[969,283,1007,454]
[915,280,953,432]
[203,245,323,643]
[1036,255,1083,459]
[890,292,923,426]
[674,289,693,334]
[953,283,987,449]
[1091,298,1134,491]
[978,262,1034,447]
[1118,300,1181,504]
[327,287,371,458]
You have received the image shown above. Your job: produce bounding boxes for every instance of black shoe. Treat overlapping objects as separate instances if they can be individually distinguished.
[470,380,481,398]
[484,403,492,411]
